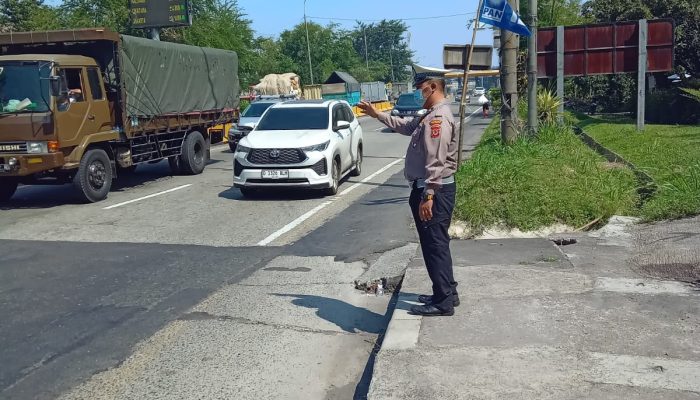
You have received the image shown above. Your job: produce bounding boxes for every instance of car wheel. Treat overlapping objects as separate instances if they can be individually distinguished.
[325,158,340,196]
[350,146,362,177]
[0,178,18,202]
[74,148,113,203]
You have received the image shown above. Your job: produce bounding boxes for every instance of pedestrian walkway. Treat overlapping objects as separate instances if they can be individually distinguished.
[369,217,700,399]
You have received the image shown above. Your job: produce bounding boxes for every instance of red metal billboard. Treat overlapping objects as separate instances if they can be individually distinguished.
[537,19,674,78]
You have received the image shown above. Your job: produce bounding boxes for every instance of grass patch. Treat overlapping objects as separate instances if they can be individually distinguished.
[575,115,700,221]
[455,119,639,232]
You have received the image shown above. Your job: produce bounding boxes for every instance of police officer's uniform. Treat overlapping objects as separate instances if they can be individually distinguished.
[376,72,459,315]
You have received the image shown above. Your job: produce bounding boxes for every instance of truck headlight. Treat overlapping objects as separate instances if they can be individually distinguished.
[301,140,330,152]
[27,141,48,154]
[417,109,427,116]
[391,109,399,115]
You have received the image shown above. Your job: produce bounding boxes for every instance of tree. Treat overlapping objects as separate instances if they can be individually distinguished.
[0,0,61,31]
[278,22,363,86]
[351,20,413,83]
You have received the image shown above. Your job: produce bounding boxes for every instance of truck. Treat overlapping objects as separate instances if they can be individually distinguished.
[0,28,239,203]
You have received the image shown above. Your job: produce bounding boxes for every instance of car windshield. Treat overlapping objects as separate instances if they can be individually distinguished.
[396,94,421,107]
[256,107,328,130]
[0,61,51,113]
[242,102,275,118]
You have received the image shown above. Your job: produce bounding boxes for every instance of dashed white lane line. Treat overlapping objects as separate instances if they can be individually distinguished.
[257,158,404,246]
[102,184,192,210]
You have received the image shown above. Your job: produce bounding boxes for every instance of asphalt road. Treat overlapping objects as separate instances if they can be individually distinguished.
[0,104,488,400]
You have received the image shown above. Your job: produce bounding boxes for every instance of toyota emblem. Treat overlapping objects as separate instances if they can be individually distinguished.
[269,149,280,159]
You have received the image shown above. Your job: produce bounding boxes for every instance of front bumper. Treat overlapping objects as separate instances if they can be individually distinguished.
[0,153,65,177]
[233,151,332,189]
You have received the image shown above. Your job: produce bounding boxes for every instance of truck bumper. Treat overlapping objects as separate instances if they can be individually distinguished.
[0,153,65,177]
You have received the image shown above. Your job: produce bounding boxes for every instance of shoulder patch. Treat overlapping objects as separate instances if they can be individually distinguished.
[430,119,441,138]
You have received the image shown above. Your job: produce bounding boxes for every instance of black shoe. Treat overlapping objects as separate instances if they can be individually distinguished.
[409,304,454,317]
[417,294,460,307]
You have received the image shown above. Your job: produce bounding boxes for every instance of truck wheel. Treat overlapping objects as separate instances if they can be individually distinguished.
[168,156,182,175]
[179,131,206,175]
[0,179,18,202]
[74,148,113,203]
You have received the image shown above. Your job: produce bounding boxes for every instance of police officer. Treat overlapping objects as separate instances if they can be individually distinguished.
[358,71,459,316]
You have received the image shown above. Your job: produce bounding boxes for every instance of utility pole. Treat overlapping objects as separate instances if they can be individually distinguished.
[389,41,395,82]
[526,0,538,134]
[500,0,520,143]
[303,0,314,85]
[363,26,369,70]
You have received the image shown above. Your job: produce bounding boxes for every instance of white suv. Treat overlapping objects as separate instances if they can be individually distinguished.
[233,100,363,197]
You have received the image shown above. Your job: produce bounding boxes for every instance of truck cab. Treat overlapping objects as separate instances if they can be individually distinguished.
[0,54,116,201]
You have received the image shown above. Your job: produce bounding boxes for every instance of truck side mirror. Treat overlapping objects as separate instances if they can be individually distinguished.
[49,76,62,97]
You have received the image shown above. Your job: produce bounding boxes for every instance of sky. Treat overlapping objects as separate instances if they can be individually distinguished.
[238,0,494,68]
[44,0,496,68]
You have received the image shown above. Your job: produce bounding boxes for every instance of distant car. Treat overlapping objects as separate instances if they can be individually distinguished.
[233,99,364,197]
[390,93,426,118]
[473,87,486,96]
[228,99,282,152]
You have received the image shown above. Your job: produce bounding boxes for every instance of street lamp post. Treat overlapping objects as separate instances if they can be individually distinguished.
[303,0,314,85]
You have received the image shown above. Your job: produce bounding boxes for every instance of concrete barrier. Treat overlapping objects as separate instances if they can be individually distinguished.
[353,101,393,117]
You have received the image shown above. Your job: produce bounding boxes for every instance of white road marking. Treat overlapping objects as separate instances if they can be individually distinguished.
[102,184,192,210]
[339,158,404,197]
[464,107,481,121]
[256,201,333,246]
[257,158,404,246]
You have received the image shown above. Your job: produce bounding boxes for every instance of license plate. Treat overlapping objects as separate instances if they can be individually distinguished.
[261,170,289,179]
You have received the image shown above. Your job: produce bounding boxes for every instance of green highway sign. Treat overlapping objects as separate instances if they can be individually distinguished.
[130,0,191,29]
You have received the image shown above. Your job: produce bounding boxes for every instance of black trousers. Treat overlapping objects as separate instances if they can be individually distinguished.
[409,182,458,310]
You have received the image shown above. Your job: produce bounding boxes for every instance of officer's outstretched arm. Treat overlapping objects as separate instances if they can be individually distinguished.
[422,117,451,195]
[376,113,420,136]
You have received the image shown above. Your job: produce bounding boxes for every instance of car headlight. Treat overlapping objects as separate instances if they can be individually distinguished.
[301,140,330,153]
[26,141,48,154]
[417,109,427,116]
[236,144,251,153]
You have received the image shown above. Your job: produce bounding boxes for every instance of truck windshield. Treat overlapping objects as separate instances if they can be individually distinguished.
[242,102,275,118]
[256,107,329,130]
[0,62,51,113]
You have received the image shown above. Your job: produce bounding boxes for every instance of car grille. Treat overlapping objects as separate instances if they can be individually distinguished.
[311,159,327,176]
[247,148,307,165]
[0,142,27,153]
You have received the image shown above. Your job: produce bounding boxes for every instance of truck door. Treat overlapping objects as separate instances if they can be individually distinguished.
[54,67,111,148]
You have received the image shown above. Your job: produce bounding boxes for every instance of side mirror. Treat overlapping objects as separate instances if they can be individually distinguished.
[334,120,351,131]
[48,76,62,97]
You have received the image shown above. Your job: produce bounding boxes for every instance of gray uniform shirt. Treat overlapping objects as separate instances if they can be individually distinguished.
[377,99,458,195]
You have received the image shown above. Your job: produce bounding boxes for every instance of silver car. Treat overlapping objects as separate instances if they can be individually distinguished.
[228,99,282,152]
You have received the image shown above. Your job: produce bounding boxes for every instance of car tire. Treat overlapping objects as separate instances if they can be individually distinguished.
[350,146,362,177]
[179,131,207,175]
[325,158,340,196]
[0,178,18,202]
[74,148,113,203]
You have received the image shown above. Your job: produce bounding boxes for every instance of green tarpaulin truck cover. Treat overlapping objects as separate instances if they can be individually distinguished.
[119,35,239,117]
